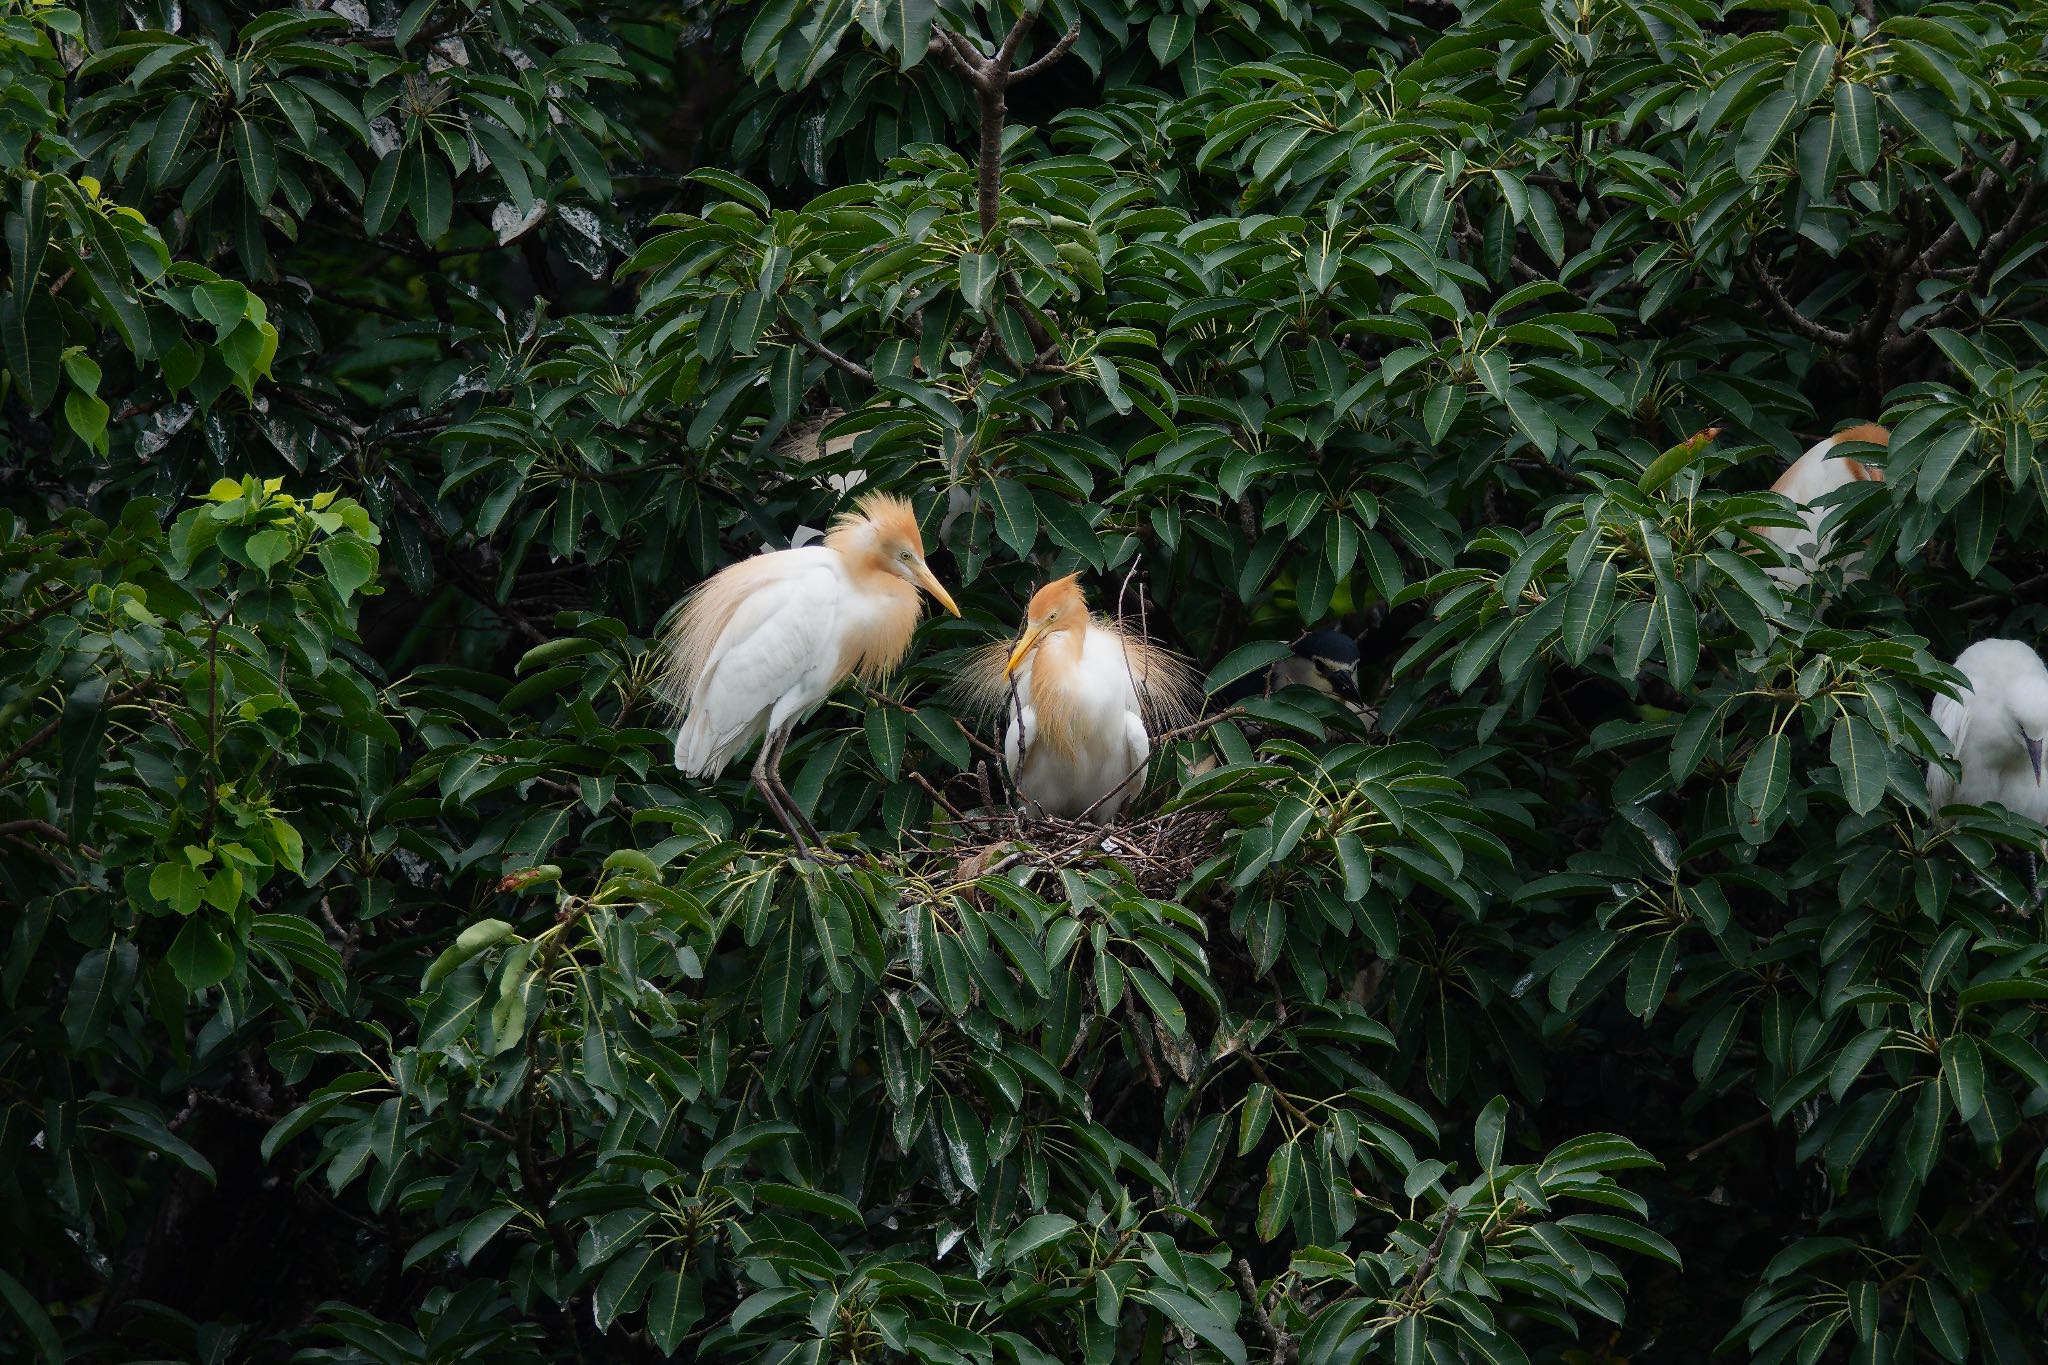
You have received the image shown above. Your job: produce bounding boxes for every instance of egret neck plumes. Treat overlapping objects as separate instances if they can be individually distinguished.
[1928,638,2048,827]
[658,492,958,856]
[1759,422,1889,589]
[968,575,1197,823]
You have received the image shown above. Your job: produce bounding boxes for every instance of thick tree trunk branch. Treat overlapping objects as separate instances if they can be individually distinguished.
[927,8,1080,241]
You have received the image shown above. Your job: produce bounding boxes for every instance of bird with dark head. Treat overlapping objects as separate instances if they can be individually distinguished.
[962,574,1197,823]
[1217,629,1372,723]
[658,492,959,858]
[1270,629,1363,704]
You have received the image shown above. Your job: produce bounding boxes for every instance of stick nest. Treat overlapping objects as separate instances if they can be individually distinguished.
[922,799,1229,900]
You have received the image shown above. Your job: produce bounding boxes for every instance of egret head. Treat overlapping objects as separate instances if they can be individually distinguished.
[1294,630,1362,702]
[1006,574,1088,679]
[835,493,959,616]
[2010,677,2048,784]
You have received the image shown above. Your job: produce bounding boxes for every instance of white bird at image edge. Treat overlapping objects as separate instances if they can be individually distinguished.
[1927,637,2048,824]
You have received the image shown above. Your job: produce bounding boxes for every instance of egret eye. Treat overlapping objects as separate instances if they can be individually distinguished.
[899,549,913,562]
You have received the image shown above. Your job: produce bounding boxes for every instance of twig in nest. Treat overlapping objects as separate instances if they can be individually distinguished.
[910,771,967,823]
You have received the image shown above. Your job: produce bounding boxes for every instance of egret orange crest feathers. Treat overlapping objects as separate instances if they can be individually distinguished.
[1025,573,1087,621]
[827,492,924,555]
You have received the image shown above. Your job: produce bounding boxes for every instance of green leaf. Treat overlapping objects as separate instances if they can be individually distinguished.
[0,290,60,413]
[64,944,135,1049]
[1560,557,1617,664]
[1835,82,1879,174]
[1916,1279,1968,1364]
[1638,426,1720,494]
[1980,1032,2048,1091]
[646,1270,705,1354]
[1940,1035,1985,1123]
[167,915,235,992]
[148,859,206,920]
[193,280,251,333]
[887,0,936,69]
[148,96,204,189]
[1205,641,1292,695]
[421,918,515,988]
[1558,1214,1683,1267]
[1737,733,1790,825]
[685,168,771,217]
[1830,715,1887,814]
[1474,1094,1508,1168]
[317,538,378,601]
[756,1182,863,1224]
[1734,88,1799,180]
[234,116,278,204]
[988,477,1038,557]
[1126,963,1185,1036]
[1257,1140,1303,1241]
[0,1268,63,1365]
[958,253,999,314]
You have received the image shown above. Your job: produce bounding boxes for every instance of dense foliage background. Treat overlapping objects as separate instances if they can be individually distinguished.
[5,0,2048,1360]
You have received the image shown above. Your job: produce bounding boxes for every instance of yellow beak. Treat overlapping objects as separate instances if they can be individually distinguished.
[1005,621,1047,679]
[913,561,960,617]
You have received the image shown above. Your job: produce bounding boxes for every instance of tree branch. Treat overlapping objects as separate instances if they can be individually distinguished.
[1741,257,1855,349]
[927,7,1079,240]
[790,329,875,383]
[1235,1258,1297,1365]
[1011,22,1080,82]
[0,819,100,860]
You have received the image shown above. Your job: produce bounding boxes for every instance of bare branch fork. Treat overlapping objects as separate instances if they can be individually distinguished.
[926,9,1082,240]
[927,5,1079,411]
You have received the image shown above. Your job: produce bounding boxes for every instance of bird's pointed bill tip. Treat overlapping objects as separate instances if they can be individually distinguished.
[915,563,960,617]
[1005,623,1045,678]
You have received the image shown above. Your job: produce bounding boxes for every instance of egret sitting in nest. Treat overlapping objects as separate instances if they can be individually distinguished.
[965,574,1197,823]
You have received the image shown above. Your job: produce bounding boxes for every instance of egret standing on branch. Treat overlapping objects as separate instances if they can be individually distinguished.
[659,493,959,857]
[967,574,1198,823]
[1759,422,1889,589]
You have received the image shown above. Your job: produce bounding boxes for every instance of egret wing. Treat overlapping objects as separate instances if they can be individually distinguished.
[677,556,845,769]
[1927,687,1969,811]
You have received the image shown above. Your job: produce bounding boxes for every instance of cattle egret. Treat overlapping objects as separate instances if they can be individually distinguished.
[1928,638,2048,822]
[967,574,1197,822]
[659,492,959,856]
[1759,422,1889,588]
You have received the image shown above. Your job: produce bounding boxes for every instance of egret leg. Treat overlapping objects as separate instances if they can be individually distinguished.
[2030,849,2042,911]
[764,725,831,852]
[751,727,815,859]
